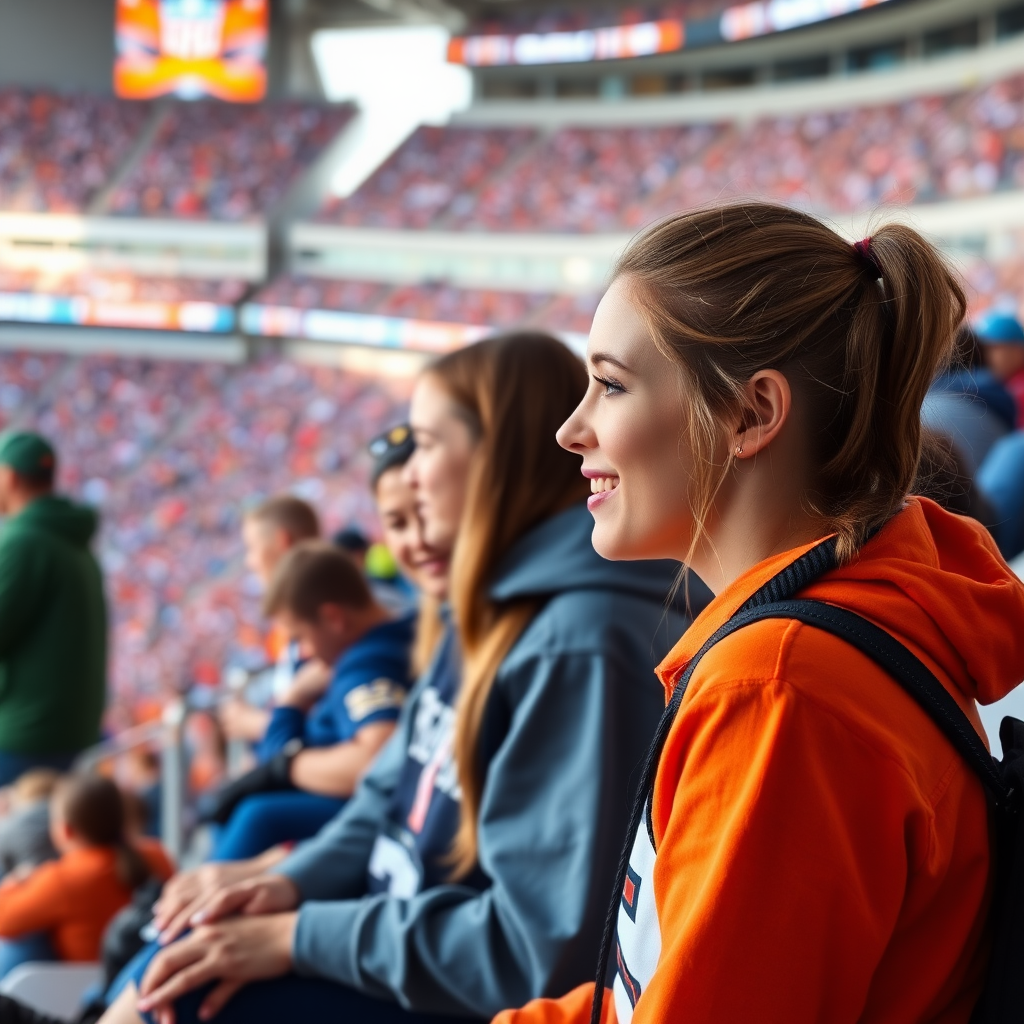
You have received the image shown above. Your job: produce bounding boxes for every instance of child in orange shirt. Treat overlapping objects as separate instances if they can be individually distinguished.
[0,774,173,978]
[499,204,1024,1024]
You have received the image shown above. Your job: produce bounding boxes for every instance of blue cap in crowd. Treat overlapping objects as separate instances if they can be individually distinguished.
[974,310,1024,346]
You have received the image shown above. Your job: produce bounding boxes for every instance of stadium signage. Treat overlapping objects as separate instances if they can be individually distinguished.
[721,0,895,42]
[448,0,894,66]
[241,304,490,352]
[448,20,684,67]
[0,292,236,333]
[115,0,268,102]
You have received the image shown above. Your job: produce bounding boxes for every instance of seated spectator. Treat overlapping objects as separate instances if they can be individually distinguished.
[0,771,60,877]
[975,309,1024,427]
[218,497,321,746]
[923,325,1014,474]
[332,526,369,571]
[96,333,686,1024]
[205,542,414,860]
[0,775,173,978]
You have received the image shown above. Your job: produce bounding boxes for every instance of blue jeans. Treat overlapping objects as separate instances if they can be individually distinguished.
[120,942,480,1024]
[977,430,1024,560]
[0,932,55,980]
[0,751,77,787]
[209,792,346,861]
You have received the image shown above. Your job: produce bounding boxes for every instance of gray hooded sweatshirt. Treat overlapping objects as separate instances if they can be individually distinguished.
[279,503,698,1017]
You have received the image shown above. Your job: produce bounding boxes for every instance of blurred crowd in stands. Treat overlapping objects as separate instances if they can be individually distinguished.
[0,91,149,214]
[323,74,1024,232]
[109,102,353,221]
[0,352,406,747]
[0,91,351,222]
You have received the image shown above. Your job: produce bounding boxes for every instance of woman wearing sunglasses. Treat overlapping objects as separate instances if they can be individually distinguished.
[100,332,693,1024]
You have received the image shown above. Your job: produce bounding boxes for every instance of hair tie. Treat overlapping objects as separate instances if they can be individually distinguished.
[853,237,882,279]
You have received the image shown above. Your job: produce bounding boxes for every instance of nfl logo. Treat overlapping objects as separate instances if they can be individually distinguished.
[159,0,225,60]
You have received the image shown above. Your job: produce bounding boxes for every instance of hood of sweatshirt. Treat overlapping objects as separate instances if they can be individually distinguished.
[659,497,1024,708]
[489,501,687,606]
[12,494,99,547]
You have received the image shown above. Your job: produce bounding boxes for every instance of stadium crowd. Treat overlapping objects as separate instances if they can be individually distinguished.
[0,351,407,734]
[109,102,353,221]
[320,72,1024,233]
[248,273,590,333]
[0,91,150,214]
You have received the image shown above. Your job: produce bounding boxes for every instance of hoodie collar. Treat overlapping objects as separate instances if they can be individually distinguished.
[489,501,679,605]
[656,499,1024,708]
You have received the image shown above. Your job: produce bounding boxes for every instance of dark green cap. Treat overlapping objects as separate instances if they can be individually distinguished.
[0,431,57,477]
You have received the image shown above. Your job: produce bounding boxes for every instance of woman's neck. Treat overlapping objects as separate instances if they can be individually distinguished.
[690,487,830,596]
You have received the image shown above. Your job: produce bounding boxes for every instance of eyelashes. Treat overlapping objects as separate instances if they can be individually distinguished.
[593,375,626,396]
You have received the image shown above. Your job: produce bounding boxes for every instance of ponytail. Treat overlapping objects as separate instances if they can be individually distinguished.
[616,203,966,562]
[113,836,152,891]
[54,773,153,891]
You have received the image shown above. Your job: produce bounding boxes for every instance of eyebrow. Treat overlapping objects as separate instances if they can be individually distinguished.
[589,352,632,373]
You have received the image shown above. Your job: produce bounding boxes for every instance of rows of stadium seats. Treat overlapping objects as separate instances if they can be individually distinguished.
[2,75,1022,231]
[323,73,1024,232]
[0,92,352,219]
[0,351,406,727]
[109,102,354,221]
[0,90,150,213]
[249,273,600,332]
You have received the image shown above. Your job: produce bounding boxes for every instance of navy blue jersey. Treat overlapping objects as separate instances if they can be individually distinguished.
[259,615,414,761]
[366,626,489,896]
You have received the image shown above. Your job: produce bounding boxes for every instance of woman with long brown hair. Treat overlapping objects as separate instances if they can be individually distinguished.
[100,332,692,1024]
[497,203,1024,1024]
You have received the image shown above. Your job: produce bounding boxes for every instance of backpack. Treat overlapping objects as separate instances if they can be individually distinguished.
[591,536,1024,1024]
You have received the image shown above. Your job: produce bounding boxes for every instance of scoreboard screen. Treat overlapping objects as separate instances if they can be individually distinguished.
[115,0,268,102]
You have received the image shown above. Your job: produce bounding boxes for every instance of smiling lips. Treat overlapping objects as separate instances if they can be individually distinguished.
[587,475,619,511]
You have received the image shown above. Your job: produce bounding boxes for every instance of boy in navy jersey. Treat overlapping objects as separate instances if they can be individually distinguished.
[208,542,413,859]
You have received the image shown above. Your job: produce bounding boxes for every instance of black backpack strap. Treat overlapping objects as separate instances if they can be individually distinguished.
[748,599,1007,806]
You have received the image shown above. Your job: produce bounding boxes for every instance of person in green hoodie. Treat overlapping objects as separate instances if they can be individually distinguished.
[0,432,107,786]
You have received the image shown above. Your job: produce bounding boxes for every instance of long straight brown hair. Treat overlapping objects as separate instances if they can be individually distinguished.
[426,332,590,876]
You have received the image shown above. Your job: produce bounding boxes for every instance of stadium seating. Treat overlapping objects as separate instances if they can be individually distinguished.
[317,73,1024,232]
[0,90,150,213]
[0,351,407,724]
[108,101,354,221]
[318,125,537,229]
[247,274,593,335]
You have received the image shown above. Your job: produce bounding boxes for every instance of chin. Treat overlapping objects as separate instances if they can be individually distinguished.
[589,520,633,561]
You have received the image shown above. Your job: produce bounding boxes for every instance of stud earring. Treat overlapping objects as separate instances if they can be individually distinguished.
[734,445,743,457]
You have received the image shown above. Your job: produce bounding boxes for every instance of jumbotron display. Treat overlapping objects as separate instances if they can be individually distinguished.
[114,0,268,102]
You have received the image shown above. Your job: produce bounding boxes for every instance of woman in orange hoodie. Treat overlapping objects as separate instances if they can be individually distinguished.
[498,203,1024,1024]
[0,774,173,977]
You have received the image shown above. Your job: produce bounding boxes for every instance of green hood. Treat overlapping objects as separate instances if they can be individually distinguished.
[10,495,99,547]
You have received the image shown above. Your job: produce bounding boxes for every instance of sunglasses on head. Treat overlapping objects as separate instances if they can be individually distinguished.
[368,424,412,459]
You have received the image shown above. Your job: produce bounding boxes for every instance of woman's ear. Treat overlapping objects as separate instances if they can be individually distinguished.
[733,370,792,458]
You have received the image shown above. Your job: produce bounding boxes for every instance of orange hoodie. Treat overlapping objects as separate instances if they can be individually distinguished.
[0,838,173,962]
[496,499,1024,1024]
